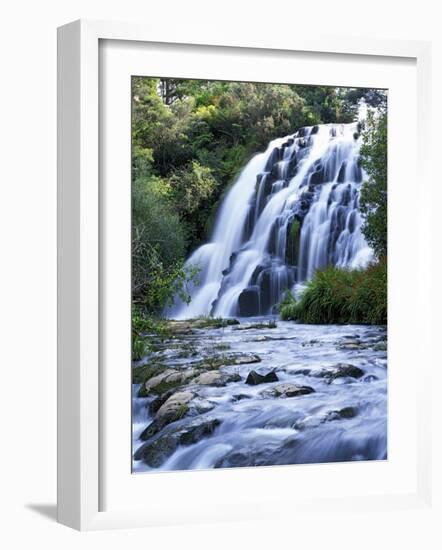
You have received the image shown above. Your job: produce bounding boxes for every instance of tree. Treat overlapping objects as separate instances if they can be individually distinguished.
[359,111,388,258]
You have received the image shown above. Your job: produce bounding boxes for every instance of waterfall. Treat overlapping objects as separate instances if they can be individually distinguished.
[169,122,373,319]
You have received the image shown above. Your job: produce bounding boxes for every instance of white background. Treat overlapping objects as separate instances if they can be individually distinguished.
[1,0,441,548]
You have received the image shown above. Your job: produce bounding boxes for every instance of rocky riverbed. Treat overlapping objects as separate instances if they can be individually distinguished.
[132,317,387,472]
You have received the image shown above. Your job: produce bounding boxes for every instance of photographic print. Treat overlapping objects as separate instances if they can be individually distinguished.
[131,78,387,472]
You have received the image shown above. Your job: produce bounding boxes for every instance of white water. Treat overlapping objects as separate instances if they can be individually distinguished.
[133,320,387,471]
[170,122,373,319]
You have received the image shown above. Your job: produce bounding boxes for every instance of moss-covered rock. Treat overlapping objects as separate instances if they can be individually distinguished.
[140,391,193,441]
[133,363,166,385]
[165,317,240,334]
[234,321,277,330]
[286,218,301,266]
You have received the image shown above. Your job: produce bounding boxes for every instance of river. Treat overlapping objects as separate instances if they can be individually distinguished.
[132,318,387,472]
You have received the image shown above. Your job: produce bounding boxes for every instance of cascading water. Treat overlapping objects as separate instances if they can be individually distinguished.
[170,122,373,319]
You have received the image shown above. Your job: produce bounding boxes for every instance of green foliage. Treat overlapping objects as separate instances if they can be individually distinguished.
[132,174,200,312]
[290,219,300,240]
[278,290,298,320]
[132,334,149,361]
[168,161,218,245]
[279,262,387,325]
[132,78,370,253]
[131,77,387,333]
[131,305,175,362]
[359,111,388,258]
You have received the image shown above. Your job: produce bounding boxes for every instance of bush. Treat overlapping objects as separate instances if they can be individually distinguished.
[279,261,387,325]
[359,111,388,258]
[279,291,298,320]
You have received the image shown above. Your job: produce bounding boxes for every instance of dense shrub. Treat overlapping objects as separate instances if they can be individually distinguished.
[279,261,387,325]
[359,111,388,258]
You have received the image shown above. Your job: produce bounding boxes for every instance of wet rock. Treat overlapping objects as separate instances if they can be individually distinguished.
[238,287,260,316]
[336,161,347,183]
[166,321,195,334]
[295,406,357,431]
[323,363,364,383]
[133,363,166,386]
[234,321,277,330]
[135,417,222,467]
[302,339,320,346]
[140,391,194,441]
[179,418,221,445]
[245,369,279,385]
[148,389,176,415]
[232,393,251,401]
[288,367,313,376]
[373,342,387,351]
[166,318,239,332]
[134,433,179,467]
[189,397,216,415]
[143,368,177,392]
[192,371,241,387]
[232,354,261,365]
[144,368,197,394]
[363,374,379,383]
[309,165,325,186]
[264,383,315,398]
[338,340,366,350]
[325,406,357,421]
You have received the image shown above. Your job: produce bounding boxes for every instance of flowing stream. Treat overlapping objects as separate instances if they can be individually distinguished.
[133,320,387,471]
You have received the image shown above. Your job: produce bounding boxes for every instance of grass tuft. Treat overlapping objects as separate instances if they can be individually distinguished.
[279,260,387,325]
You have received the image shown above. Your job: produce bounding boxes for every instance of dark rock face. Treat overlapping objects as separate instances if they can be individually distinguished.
[134,433,179,467]
[238,286,260,316]
[134,418,221,467]
[309,165,325,186]
[139,418,164,441]
[337,161,347,183]
[179,418,221,445]
[245,369,279,385]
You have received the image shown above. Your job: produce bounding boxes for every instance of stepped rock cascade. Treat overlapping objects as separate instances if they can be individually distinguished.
[170,122,373,319]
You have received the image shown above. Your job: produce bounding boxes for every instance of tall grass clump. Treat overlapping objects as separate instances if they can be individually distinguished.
[279,260,387,325]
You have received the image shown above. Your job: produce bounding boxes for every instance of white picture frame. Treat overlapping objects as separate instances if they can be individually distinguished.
[57,19,433,531]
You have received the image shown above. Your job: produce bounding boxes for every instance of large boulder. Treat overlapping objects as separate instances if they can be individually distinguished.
[323,363,364,383]
[238,287,260,316]
[140,391,194,441]
[143,368,197,394]
[134,417,222,467]
[245,369,279,385]
[192,371,241,387]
